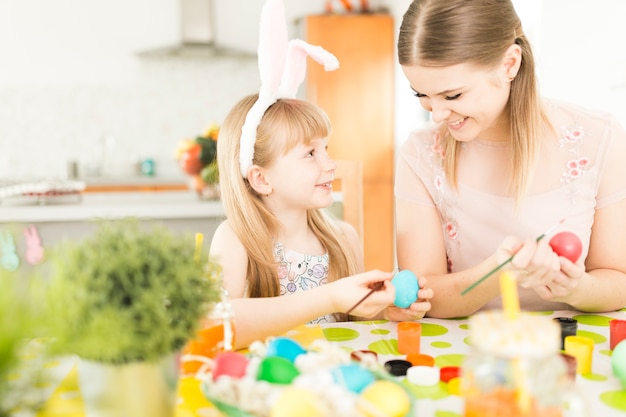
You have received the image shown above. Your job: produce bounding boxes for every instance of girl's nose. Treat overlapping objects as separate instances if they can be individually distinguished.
[320,152,337,172]
[326,157,337,173]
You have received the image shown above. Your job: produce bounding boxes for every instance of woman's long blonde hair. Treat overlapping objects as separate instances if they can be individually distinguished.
[218,94,358,313]
[398,0,552,200]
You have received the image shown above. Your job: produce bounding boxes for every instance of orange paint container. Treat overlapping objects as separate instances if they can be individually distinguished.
[397,322,421,355]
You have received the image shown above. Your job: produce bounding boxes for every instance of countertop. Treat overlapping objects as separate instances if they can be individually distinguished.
[0,191,224,223]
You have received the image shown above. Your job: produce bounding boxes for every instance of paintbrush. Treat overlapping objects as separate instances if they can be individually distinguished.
[460,219,565,295]
[346,281,385,315]
[346,268,400,315]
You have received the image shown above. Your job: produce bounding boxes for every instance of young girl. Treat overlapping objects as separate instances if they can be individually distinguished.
[395,0,626,317]
[212,95,394,348]
[210,0,432,349]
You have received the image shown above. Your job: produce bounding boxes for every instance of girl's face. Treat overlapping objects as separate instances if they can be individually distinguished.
[262,136,336,213]
[402,62,512,142]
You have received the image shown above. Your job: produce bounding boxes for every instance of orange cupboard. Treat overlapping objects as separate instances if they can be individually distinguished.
[305,13,395,271]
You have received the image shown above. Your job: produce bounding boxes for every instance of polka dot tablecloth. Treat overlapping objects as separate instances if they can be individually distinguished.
[9,310,626,417]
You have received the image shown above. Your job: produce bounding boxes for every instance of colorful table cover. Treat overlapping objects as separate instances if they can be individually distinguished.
[10,310,626,417]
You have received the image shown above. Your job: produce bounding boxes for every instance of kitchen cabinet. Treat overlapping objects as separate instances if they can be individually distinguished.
[305,13,395,271]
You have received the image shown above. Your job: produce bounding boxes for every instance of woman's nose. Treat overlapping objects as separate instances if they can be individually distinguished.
[430,101,452,124]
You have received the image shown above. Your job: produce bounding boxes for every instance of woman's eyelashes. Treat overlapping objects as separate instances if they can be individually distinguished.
[412,91,462,101]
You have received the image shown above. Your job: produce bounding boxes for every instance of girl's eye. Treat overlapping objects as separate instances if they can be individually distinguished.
[445,93,461,101]
[413,91,426,98]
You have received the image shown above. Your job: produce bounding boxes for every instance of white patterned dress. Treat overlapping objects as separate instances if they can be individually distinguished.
[274,242,335,324]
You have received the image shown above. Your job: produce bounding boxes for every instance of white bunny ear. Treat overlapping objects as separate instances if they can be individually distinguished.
[257,0,288,97]
[239,0,340,177]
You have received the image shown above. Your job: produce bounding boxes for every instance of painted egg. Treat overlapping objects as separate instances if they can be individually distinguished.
[391,270,420,308]
[612,340,626,388]
[549,231,582,263]
[270,386,323,417]
[257,356,300,384]
[358,380,411,417]
[211,351,249,382]
[331,364,375,393]
[266,337,307,363]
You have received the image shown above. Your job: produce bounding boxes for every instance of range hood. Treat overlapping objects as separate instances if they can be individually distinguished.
[138,0,253,59]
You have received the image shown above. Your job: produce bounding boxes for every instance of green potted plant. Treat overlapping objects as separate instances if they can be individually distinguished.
[0,270,46,416]
[44,219,222,417]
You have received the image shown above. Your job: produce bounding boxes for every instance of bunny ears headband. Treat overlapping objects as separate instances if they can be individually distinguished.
[239,0,340,177]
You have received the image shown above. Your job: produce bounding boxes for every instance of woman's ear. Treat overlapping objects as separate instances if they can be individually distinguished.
[502,43,522,81]
[247,165,272,196]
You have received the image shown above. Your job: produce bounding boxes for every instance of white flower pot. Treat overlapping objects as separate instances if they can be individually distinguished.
[77,353,179,417]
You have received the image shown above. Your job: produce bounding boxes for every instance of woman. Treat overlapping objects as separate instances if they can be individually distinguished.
[395,0,626,317]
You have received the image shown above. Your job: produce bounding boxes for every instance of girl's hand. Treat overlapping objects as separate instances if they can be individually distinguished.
[332,270,395,318]
[385,277,433,321]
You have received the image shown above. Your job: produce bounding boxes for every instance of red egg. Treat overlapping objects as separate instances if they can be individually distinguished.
[212,351,249,381]
[549,231,582,263]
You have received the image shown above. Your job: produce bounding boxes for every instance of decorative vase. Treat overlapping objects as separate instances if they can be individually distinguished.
[77,353,179,417]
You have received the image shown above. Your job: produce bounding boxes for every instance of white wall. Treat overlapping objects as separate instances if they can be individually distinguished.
[537,0,626,126]
[1,0,624,182]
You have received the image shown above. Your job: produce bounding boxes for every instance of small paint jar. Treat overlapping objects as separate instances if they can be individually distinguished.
[397,322,421,355]
[384,359,412,377]
[553,317,578,350]
[610,319,626,350]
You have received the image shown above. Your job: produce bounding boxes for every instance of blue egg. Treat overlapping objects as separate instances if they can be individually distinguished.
[266,337,307,363]
[391,270,419,308]
[331,364,375,393]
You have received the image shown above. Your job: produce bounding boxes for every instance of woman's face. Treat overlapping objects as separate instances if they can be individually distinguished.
[401,62,512,142]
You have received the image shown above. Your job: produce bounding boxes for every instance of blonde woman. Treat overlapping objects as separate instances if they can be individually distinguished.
[395,0,626,317]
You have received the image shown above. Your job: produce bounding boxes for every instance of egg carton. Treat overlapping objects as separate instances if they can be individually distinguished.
[200,338,417,417]
[0,180,85,205]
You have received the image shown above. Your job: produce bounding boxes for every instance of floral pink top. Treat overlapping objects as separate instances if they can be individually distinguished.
[396,99,626,311]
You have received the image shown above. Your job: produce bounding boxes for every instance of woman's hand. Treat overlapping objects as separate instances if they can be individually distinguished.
[531,256,584,302]
[497,236,585,303]
[384,277,433,321]
[497,236,561,288]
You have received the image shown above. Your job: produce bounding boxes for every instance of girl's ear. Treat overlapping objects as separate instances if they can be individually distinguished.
[502,43,522,80]
[247,165,272,196]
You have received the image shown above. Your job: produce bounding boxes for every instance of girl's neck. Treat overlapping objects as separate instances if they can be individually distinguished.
[277,213,325,255]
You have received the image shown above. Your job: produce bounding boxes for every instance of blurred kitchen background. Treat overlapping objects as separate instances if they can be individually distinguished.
[0,0,624,182]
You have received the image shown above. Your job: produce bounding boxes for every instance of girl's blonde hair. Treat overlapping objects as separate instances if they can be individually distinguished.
[218,94,358,317]
[398,0,553,201]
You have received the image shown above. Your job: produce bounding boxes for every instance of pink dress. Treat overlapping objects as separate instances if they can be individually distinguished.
[396,99,626,311]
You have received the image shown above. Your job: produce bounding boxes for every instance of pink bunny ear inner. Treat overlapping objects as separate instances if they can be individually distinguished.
[278,39,340,98]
